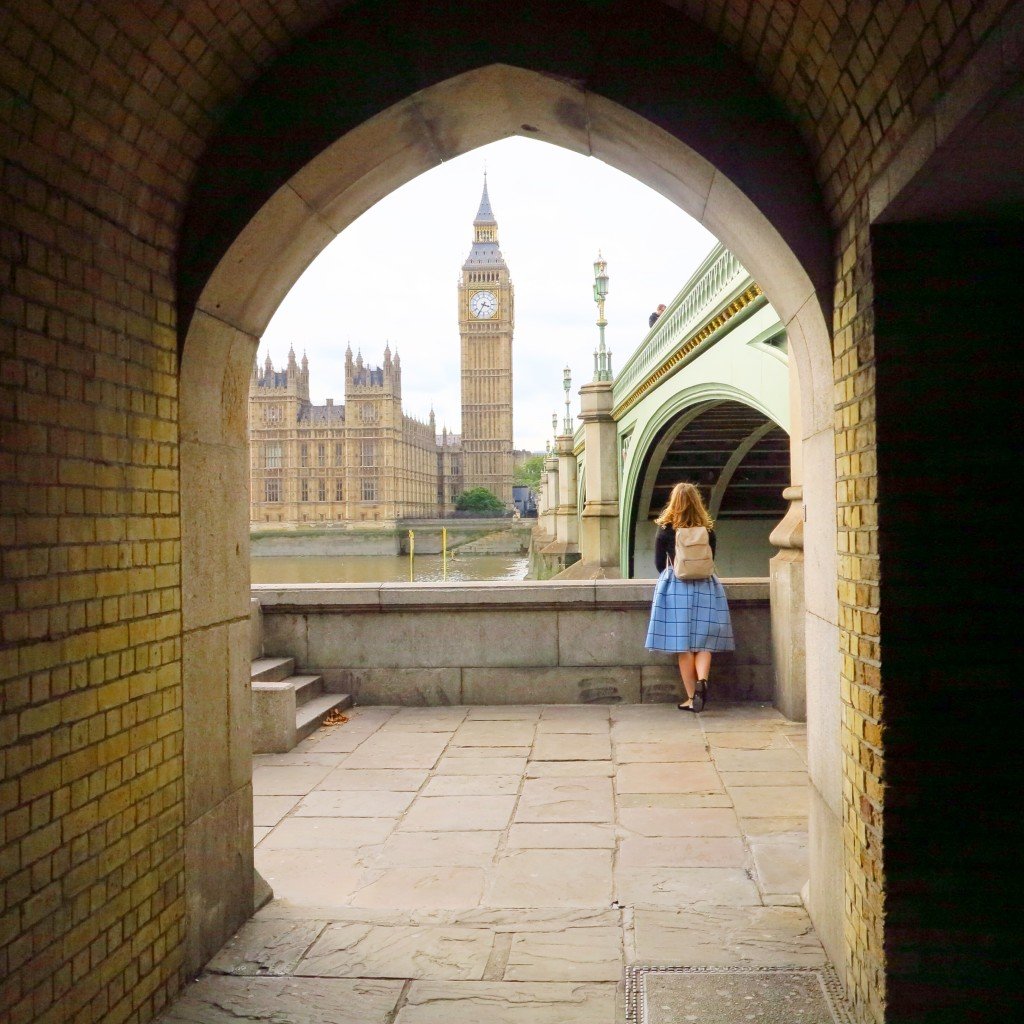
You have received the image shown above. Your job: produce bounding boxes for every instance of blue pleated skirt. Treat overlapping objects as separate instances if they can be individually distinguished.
[645,567,735,653]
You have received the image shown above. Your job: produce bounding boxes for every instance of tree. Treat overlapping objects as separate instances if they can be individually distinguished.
[454,487,506,514]
[513,454,545,490]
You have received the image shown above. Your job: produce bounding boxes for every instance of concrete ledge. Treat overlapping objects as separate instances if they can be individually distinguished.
[253,578,769,611]
[254,579,772,706]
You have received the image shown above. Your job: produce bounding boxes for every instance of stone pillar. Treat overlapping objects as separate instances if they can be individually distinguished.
[769,484,806,720]
[554,434,579,549]
[541,451,559,541]
[576,380,620,575]
[769,348,807,722]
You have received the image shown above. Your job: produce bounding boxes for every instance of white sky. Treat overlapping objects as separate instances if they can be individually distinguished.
[260,136,716,452]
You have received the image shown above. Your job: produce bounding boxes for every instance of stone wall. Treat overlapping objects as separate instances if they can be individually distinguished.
[254,580,772,706]
[0,4,1019,1023]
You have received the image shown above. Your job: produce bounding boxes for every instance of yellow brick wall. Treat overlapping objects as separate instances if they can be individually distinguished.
[0,2,1015,1022]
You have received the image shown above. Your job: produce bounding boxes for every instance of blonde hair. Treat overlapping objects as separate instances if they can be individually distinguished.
[654,482,714,531]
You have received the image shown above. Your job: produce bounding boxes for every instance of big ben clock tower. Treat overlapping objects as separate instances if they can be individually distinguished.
[458,174,514,504]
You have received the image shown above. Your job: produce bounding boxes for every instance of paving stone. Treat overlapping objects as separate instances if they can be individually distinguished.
[535,711,610,734]
[615,761,723,794]
[206,918,326,976]
[632,905,826,965]
[784,733,809,763]
[253,751,351,766]
[395,980,616,1023]
[341,733,451,770]
[420,774,520,797]
[252,851,367,908]
[350,866,487,909]
[699,711,793,733]
[253,795,300,827]
[514,777,614,823]
[301,731,374,753]
[453,907,621,932]
[705,731,790,749]
[452,721,537,746]
[526,760,613,778]
[612,722,700,743]
[750,834,809,895]
[254,827,272,846]
[295,921,493,980]
[401,795,517,831]
[613,741,709,763]
[617,793,733,809]
[316,768,430,791]
[616,866,761,908]
[444,745,532,758]
[465,707,544,720]
[617,806,741,837]
[730,785,808,817]
[506,823,615,849]
[712,748,808,772]
[739,816,809,836]
[617,836,747,868]
[531,734,611,761]
[253,764,334,795]
[370,831,502,868]
[484,850,613,908]
[720,771,808,787]
[435,756,527,775]
[504,926,622,981]
[379,709,469,732]
[540,706,610,721]
[258,817,396,850]
[294,790,416,818]
[155,976,404,1023]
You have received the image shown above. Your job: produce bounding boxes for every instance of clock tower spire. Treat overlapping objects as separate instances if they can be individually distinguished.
[458,174,514,504]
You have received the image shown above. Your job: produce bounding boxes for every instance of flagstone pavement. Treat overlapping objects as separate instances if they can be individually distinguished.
[158,702,822,1023]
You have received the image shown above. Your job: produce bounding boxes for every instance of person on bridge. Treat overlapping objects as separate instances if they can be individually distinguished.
[644,482,735,712]
[648,303,667,328]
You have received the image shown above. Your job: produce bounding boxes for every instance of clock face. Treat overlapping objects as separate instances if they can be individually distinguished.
[470,290,497,319]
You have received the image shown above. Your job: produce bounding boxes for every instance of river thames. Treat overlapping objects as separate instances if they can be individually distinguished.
[250,553,529,585]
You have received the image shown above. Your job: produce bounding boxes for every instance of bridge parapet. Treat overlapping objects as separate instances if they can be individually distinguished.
[613,244,754,413]
[253,579,771,707]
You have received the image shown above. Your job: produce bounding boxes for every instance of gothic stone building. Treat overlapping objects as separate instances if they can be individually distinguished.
[248,176,514,525]
[249,344,450,523]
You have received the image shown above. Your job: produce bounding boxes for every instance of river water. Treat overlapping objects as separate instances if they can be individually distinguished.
[250,553,530,585]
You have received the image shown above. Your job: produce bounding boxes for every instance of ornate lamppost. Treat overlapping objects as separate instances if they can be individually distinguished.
[562,365,573,434]
[592,253,612,382]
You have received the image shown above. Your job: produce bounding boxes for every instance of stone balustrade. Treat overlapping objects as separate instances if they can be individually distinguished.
[252,578,771,706]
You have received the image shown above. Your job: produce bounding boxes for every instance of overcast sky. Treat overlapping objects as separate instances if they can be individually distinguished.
[260,136,716,452]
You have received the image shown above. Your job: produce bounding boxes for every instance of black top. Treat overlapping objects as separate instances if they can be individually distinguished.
[654,524,717,573]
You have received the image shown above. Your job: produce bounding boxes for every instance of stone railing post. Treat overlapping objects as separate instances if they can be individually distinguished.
[541,451,559,540]
[769,484,806,720]
[553,434,579,549]
[577,380,620,574]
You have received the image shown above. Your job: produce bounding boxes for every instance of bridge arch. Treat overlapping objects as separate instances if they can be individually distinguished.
[177,31,838,980]
[621,387,789,577]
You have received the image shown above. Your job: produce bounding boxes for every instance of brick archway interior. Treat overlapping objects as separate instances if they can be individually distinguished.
[178,62,841,979]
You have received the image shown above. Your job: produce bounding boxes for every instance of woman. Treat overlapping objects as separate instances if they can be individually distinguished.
[645,482,735,711]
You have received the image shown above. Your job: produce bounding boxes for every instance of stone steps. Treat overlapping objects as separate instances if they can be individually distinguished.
[252,662,351,753]
[251,656,296,682]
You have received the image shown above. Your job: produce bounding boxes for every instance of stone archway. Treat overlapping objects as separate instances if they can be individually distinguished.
[177,61,840,975]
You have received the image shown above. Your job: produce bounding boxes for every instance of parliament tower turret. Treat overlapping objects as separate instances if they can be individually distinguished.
[458,174,514,504]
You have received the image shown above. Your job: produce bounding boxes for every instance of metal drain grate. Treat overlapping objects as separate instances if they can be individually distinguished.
[625,964,854,1024]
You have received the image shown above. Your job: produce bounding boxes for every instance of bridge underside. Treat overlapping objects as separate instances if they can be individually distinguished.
[631,400,789,579]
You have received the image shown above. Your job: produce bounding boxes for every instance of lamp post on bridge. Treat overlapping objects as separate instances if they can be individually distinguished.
[563,366,573,435]
[592,254,612,382]
[576,251,621,575]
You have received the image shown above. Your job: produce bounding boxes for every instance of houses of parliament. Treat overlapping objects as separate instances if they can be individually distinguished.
[249,177,515,525]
